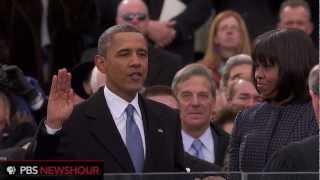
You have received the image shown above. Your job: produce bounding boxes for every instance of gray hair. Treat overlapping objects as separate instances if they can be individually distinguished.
[97,24,145,56]
[171,63,216,98]
[221,54,253,88]
[308,64,319,95]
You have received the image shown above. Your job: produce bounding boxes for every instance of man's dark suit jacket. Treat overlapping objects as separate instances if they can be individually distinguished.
[210,123,230,167]
[35,88,186,173]
[262,135,319,180]
[144,0,212,64]
[145,45,183,87]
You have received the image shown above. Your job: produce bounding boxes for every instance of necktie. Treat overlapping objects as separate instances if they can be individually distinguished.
[125,104,144,172]
[191,139,204,160]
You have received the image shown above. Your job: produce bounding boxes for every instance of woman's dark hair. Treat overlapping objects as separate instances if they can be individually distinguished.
[252,29,318,103]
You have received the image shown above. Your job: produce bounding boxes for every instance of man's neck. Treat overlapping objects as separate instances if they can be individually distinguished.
[105,84,137,102]
[183,125,210,139]
[219,48,238,61]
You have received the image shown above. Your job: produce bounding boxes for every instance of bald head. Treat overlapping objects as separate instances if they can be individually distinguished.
[116,0,149,34]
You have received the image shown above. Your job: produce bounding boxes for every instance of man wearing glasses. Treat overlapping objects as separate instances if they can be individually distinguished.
[116,0,183,87]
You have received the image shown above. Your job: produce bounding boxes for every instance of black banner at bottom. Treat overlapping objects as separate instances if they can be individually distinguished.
[0,160,104,179]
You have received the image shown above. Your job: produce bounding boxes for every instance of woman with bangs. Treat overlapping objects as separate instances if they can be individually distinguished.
[198,10,251,88]
[228,29,318,176]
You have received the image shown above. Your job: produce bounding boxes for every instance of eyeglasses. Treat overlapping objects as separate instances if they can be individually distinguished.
[122,13,147,22]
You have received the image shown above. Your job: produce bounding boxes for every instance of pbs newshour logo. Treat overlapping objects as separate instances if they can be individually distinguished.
[5,165,38,175]
[6,166,16,175]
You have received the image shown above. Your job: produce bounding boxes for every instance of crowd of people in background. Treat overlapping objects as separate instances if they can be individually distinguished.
[0,0,318,179]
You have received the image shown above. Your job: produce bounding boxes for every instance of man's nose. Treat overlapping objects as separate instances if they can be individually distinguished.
[130,53,142,66]
[190,96,200,106]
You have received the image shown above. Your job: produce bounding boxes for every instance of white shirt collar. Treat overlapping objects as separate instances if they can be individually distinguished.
[103,86,142,120]
[182,127,213,152]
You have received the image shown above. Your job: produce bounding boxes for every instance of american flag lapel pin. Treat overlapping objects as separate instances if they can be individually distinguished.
[157,128,164,133]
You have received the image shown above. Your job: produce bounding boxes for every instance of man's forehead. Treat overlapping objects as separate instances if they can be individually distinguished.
[281,6,310,17]
[110,32,146,44]
[119,0,148,13]
[178,86,211,94]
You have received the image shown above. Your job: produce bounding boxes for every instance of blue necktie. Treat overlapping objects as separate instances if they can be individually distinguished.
[191,139,204,160]
[125,104,144,172]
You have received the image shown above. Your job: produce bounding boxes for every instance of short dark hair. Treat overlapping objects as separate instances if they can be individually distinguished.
[97,24,145,56]
[142,85,175,98]
[279,0,311,20]
[308,64,319,95]
[252,29,317,103]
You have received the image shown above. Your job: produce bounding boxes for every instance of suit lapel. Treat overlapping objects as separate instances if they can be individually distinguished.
[86,89,135,172]
[138,96,165,172]
[210,125,229,166]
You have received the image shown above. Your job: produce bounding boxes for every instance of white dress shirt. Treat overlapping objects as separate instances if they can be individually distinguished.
[182,128,215,163]
[103,86,146,157]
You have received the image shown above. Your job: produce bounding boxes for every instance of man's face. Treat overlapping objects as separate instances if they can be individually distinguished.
[230,80,262,109]
[227,64,252,88]
[96,32,148,101]
[116,0,149,34]
[176,76,214,131]
[279,6,313,35]
[215,16,241,50]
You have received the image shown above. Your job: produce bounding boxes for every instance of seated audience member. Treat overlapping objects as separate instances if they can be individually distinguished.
[198,10,251,87]
[0,65,46,124]
[142,85,178,109]
[172,63,229,167]
[71,48,109,105]
[215,106,240,135]
[226,79,262,109]
[220,54,253,89]
[90,66,106,93]
[145,0,212,64]
[35,24,186,173]
[262,64,320,180]
[143,85,221,172]
[71,60,94,105]
[215,54,253,114]
[116,0,183,87]
[0,89,36,149]
[278,0,313,36]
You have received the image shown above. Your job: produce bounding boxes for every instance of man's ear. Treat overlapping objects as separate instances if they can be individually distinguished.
[307,22,314,35]
[95,55,107,74]
[277,21,283,30]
